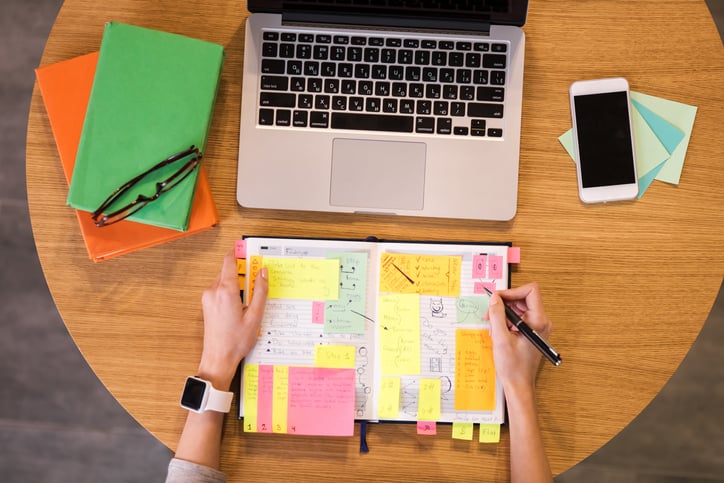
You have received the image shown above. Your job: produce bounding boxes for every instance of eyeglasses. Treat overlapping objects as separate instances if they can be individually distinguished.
[91,145,202,227]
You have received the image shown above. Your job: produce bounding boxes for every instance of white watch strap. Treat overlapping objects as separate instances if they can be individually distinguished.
[205,384,234,413]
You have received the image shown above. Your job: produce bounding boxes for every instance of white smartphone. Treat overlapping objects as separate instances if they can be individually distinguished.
[569,77,638,203]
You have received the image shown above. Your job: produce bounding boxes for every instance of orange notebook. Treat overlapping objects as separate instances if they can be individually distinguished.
[36,52,219,262]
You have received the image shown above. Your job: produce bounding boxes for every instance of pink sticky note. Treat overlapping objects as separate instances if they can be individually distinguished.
[257,365,274,433]
[474,282,497,295]
[287,367,355,436]
[235,240,247,259]
[507,247,521,264]
[488,255,503,279]
[312,301,325,324]
[417,421,437,435]
[472,255,487,278]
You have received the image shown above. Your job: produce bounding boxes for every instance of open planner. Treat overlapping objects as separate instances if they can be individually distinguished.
[237,236,518,436]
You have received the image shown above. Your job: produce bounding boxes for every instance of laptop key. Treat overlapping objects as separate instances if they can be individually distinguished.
[262,43,278,58]
[488,128,503,137]
[293,110,308,127]
[298,94,313,109]
[490,71,506,85]
[477,87,505,102]
[492,43,508,52]
[310,111,329,128]
[483,53,507,68]
[468,103,504,118]
[260,92,295,108]
[437,118,452,134]
[453,126,469,135]
[262,32,279,41]
[261,59,285,74]
[259,108,274,125]
[415,117,435,133]
[276,109,291,126]
[332,113,414,133]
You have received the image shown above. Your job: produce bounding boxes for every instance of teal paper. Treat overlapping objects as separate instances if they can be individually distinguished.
[631,98,685,154]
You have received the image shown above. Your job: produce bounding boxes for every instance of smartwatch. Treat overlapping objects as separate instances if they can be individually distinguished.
[180,376,234,413]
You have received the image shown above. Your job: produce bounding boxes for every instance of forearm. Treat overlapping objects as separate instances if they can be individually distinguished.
[505,385,553,483]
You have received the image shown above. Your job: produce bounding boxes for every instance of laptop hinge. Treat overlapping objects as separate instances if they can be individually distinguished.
[282,11,491,35]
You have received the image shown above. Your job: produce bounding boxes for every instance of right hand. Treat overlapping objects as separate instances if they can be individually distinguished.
[485,282,552,394]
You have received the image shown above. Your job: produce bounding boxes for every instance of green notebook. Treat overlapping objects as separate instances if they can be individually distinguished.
[67,22,224,231]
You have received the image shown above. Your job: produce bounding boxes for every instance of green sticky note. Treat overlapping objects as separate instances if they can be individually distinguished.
[324,252,369,334]
[456,296,489,324]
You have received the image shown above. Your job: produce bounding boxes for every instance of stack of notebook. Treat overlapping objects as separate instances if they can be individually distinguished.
[35,23,225,261]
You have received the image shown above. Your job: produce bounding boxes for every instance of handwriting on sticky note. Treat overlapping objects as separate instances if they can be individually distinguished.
[378,377,401,419]
[474,282,497,295]
[243,364,258,432]
[257,364,274,433]
[235,239,247,259]
[487,255,503,279]
[452,422,474,440]
[237,258,247,275]
[272,365,289,433]
[379,253,461,296]
[417,421,437,435]
[287,367,356,436]
[378,293,421,375]
[479,423,501,443]
[417,378,441,421]
[314,345,356,368]
[264,257,340,300]
[472,255,487,278]
[312,301,325,324]
[456,296,489,324]
[454,329,496,411]
[324,252,369,334]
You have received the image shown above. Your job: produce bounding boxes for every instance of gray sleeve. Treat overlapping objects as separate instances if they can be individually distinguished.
[165,458,227,483]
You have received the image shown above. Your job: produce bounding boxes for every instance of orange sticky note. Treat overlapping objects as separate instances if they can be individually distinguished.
[454,329,496,411]
[248,256,263,303]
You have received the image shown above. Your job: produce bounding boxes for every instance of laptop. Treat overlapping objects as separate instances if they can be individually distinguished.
[238,0,528,221]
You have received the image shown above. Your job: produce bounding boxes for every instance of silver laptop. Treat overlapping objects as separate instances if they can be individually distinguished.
[238,0,528,221]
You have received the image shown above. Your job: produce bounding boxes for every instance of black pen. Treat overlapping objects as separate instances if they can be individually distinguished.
[483,286,562,366]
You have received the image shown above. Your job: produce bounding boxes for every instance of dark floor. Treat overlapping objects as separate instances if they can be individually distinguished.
[1,1,723,482]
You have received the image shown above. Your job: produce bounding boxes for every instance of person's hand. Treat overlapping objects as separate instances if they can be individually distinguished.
[197,251,268,391]
[485,282,552,395]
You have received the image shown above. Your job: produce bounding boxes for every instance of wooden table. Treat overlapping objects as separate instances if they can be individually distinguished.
[27,1,724,480]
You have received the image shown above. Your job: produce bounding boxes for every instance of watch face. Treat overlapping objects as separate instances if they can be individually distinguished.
[181,377,206,411]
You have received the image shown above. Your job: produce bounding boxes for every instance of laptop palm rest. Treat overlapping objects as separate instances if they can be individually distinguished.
[330,138,426,210]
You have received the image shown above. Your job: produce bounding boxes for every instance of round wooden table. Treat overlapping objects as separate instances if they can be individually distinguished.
[26,0,724,480]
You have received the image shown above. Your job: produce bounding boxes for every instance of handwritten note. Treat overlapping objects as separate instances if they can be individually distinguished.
[479,423,501,443]
[417,421,437,435]
[417,378,441,421]
[379,253,462,297]
[473,282,497,295]
[243,364,258,432]
[272,365,289,433]
[324,252,369,334]
[312,301,325,324]
[287,367,356,436]
[378,294,421,375]
[314,345,356,368]
[235,239,247,259]
[378,376,401,419]
[452,422,474,440]
[455,329,496,411]
[264,257,340,300]
[248,256,263,303]
[487,255,503,279]
[472,255,487,278]
[257,364,274,433]
[456,296,489,324]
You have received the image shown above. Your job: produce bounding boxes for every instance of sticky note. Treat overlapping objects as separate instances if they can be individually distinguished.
[238,275,246,291]
[287,367,356,436]
[257,364,274,433]
[272,365,289,433]
[378,377,401,419]
[452,422,474,440]
[417,378,441,421]
[456,296,489,324]
[417,421,437,435]
[479,423,501,443]
[248,256,263,303]
[235,239,247,259]
[487,255,503,279]
[454,329,496,411]
[312,301,325,324]
[237,258,247,275]
[378,293,421,375]
[473,282,497,295]
[324,252,369,334]
[243,364,259,433]
[314,345,356,368]
[380,253,462,296]
[507,247,521,264]
[264,257,340,300]
[472,254,487,278]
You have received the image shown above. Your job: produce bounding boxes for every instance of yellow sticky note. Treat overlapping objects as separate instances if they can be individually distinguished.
[314,345,356,368]
[479,423,501,443]
[378,293,421,375]
[264,257,340,300]
[378,377,401,419]
[454,329,496,411]
[243,364,259,433]
[272,365,289,433]
[379,253,461,296]
[417,378,441,421]
[452,422,474,440]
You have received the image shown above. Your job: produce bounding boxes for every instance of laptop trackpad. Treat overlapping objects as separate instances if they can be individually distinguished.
[330,139,426,210]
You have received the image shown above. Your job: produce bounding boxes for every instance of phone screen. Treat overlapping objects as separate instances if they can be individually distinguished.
[573,91,636,188]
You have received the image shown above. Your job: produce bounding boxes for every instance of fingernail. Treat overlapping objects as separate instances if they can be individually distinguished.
[260,267,268,279]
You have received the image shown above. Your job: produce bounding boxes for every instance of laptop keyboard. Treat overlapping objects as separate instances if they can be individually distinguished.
[257,30,508,137]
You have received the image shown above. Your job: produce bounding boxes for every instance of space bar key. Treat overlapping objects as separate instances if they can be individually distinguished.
[331,113,414,133]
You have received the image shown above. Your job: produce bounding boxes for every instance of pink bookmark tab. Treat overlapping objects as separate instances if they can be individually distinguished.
[256,365,274,433]
[472,254,487,278]
[488,255,503,279]
[507,247,521,264]
[312,301,325,324]
[235,239,247,259]
[417,421,437,435]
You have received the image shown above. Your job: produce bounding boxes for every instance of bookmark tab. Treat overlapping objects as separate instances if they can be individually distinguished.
[256,364,274,433]
[243,364,259,433]
[235,239,247,259]
[272,365,289,433]
[417,421,437,435]
[452,422,474,440]
[479,423,501,443]
[506,247,520,264]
